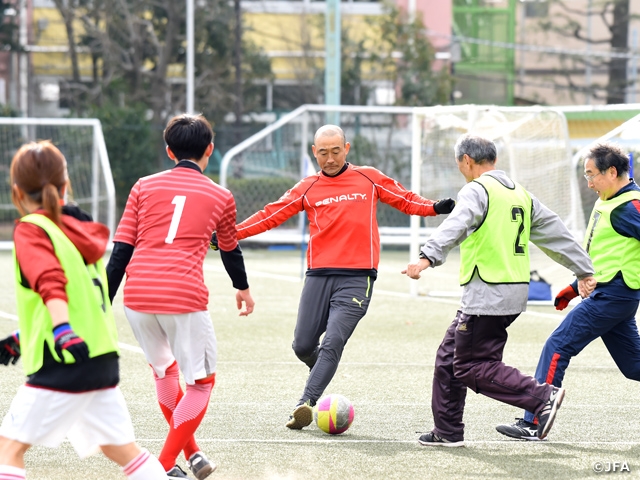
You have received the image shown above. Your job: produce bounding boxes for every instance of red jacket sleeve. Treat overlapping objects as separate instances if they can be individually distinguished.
[236,179,309,240]
[360,167,437,216]
[14,222,68,304]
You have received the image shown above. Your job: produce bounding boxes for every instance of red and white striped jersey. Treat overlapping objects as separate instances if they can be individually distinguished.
[237,164,437,270]
[114,163,237,313]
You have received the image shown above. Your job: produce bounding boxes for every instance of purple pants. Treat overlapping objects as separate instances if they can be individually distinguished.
[431,310,553,442]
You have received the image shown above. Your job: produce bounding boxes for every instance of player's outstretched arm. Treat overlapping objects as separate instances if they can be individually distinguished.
[434,198,456,214]
[236,288,255,316]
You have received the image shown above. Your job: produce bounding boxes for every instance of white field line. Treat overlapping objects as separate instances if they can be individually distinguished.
[0,304,618,371]
[1,308,635,421]
[134,438,640,446]
[203,264,564,320]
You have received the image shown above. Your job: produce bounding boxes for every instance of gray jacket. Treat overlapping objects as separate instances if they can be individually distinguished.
[420,170,594,315]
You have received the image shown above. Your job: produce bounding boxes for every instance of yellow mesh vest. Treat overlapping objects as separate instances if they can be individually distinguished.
[14,214,119,375]
[459,175,532,285]
[583,190,640,288]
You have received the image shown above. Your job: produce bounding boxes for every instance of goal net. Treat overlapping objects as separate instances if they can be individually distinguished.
[220,105,579,246]
[220,105,417,244]
[412,105,580,234]
[0,118,116,246]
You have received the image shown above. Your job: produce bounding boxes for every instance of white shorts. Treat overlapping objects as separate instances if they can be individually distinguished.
[0,385,135,458]
[124,307,217,384]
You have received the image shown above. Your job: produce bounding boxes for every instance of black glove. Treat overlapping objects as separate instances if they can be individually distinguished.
[209,231,219,251]
[0,331,20,366]
[53,323,89,363]
[434,198,455,215]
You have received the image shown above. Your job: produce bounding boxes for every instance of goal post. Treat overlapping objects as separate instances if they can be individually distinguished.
[0,118,116,247]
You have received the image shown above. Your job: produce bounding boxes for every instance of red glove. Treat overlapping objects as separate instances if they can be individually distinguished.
[554,284,578,311]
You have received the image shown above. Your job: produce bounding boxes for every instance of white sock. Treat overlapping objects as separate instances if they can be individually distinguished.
[0,465,26,479]
[121,449,167,479]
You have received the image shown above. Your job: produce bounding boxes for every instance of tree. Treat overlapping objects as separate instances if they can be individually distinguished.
[537,0,632,104]
[366,3,452,106]
[48,0,272,184]
[0,0,19,52]
[53,0,272,130]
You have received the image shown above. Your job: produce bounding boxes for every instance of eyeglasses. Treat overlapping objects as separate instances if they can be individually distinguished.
[584,171,602,182]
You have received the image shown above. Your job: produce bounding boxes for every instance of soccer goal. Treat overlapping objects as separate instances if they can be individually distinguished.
[220,104,417,244]
[220,104,578,246]
[0,118,116,247]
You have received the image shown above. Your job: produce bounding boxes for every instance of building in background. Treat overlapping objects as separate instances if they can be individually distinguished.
[2,0,640,117]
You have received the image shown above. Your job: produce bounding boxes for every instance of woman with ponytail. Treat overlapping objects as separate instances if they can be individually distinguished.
[0,141,167,480]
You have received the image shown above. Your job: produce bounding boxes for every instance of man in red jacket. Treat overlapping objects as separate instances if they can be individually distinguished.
[235,124,455,429]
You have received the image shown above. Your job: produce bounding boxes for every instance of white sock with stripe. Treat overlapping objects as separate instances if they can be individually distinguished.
[121,449,167,479]
[0,465,26,479]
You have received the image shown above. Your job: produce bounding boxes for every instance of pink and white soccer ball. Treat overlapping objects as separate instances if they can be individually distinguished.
[314,394,355,434]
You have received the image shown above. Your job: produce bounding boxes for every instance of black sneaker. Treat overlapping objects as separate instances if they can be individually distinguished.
[166,465,189,478]
[496,418,539,441]
[285,400,313,429]
[418,431,464,447]
[187,451,216,480]
[537,386,565,440]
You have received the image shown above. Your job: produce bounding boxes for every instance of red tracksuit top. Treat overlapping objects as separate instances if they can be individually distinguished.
[237,163,437,271]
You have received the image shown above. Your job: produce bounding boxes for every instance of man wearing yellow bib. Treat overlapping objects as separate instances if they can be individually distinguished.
[498,142,640,440]
[403,134,596,446]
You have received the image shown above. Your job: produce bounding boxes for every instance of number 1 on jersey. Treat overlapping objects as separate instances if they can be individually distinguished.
[165,195,186,244]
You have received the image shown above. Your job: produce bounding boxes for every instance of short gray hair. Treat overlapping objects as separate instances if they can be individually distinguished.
[454,134,497,165]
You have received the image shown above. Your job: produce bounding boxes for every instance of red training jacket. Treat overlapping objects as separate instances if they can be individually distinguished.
[237,164,437,271]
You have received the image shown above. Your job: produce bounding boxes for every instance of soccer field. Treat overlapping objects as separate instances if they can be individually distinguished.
[0,248,638,479]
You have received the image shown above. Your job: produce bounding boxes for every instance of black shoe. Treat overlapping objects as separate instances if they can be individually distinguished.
[188,451,216,479]
[166,465,189,478]
[418,431,464,447]
[285,400,314,429]
[496,418,539,441]
[537,386,565,440]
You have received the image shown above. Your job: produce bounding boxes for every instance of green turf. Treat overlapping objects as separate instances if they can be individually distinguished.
[0,248,638,479]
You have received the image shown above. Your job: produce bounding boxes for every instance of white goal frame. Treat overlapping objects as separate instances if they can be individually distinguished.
[0,117,116,249]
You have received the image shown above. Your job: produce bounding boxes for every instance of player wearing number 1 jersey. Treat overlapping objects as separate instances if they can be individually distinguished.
[107,114,254,479]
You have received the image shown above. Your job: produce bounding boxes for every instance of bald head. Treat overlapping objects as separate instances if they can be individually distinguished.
[311,124,350,176]
[314,125,346,145]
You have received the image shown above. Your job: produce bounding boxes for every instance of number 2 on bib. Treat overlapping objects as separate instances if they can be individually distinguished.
[165,195,186,244]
